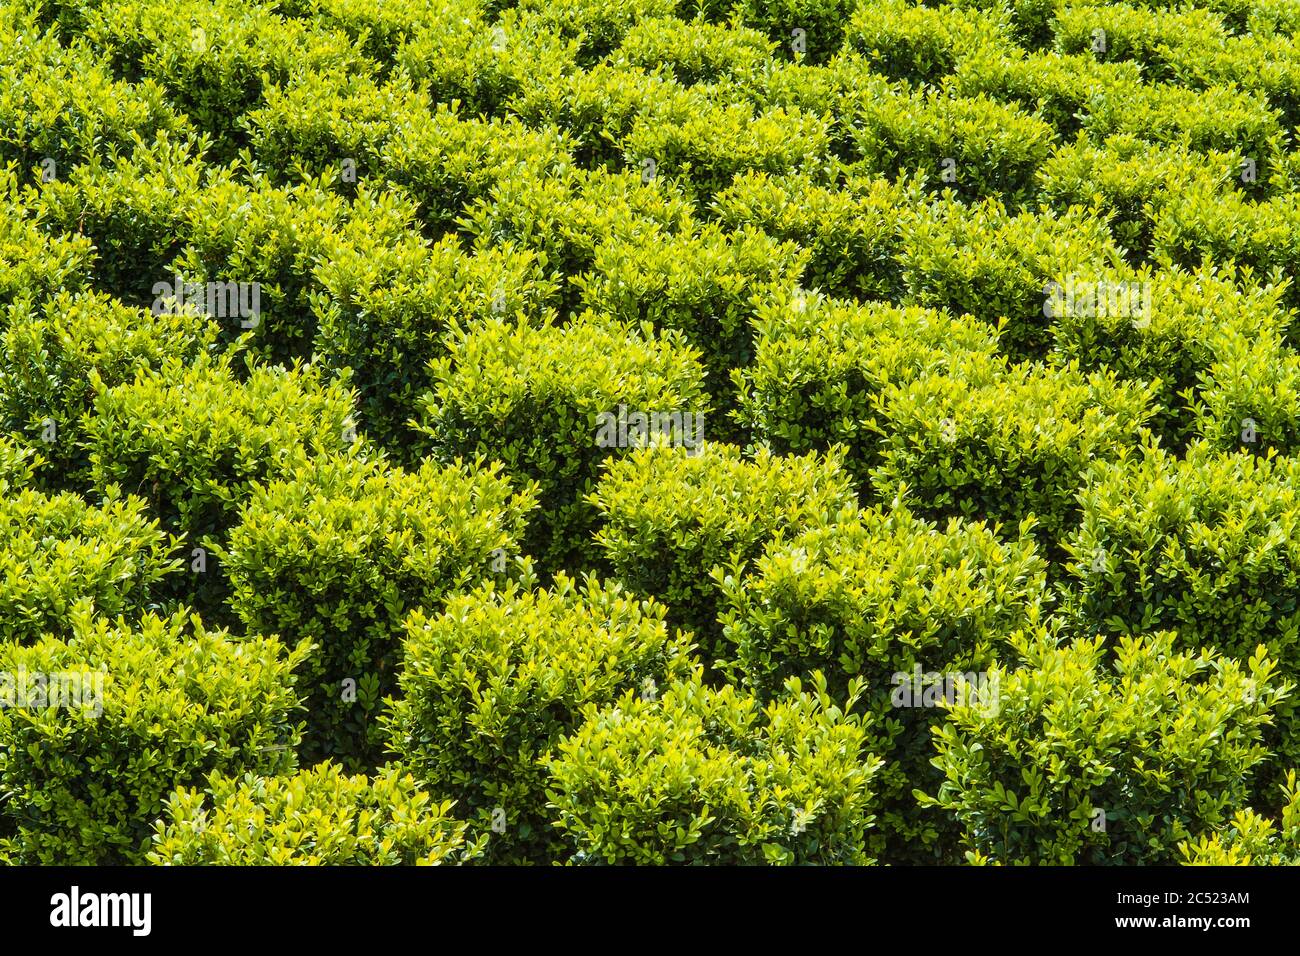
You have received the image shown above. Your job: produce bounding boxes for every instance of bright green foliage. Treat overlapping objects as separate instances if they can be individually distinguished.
[718,505,1047,860]
[173,175,353,364]
[79,0,370,157]
[922,630,1288,865]
[33,134,218,305]
[899,197,1124,358]
[312,207,556,452]
[220,453,537,767]
[1037,134,1238,260]
[383,576,695,863]
[735,290,1004,492]
[0,290,222,488]
[621,100,833,199]
[847,0,1011,83]
[0,11,187,178]
[575,224,805,428]
[148,763,485,865]
[417,315,709,572]
[0,174,94,308]
[951,49,1144,138]
[871,361,1156,548]
[0,607,311,864]
[1047,264,1291,447]
[1067,442,1300,662]
[734,0,859,64]
[461,166,696,312]
[1181,771,1300,865]
[544,672,883,864]
[380,106,573,232]
[0,488,180,644]
[84,357,358,543]
[614,17,774,85]
[710,172,915,299]
[590,443,858,651]
[851,89,1055,206]
[1191,326,1300,455]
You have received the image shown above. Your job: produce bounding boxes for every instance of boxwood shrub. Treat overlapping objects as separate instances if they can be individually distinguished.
[718,504,1047,860]
[173,175,354,364]
[574,223,806,430]
[1180,771,1300,865]
[148,763,485,865]
[733,0,858,64]
[544,671,883,864]
[311,219,556,453]
[461,166,697,313]
[1189,330,1300,455]
[590,443,858,654]
[0,290,222,489]
[621,99,834,199]
[84,356,357,544]
[79,0,371,158]
[33,133,217,307]
[220,453,537,768]
[898,197,1124,358]
[846,0,1011,84]
[0,13,187,180]
[871,361,1157,550]
[1036,134,1238,260]
[921,629,1287,865]
[394,8,580,116]
[0,174,94,308]
[0,488,180,644]
[709,171,916,299]
[0,607,311,865]
[1048,264,1291,448]
[244,70,431,184]
[850,89,1055,207]
[379,105,574,234]
[950,49,1144,139]
[734,291,1005,492]
[613,17,774,86]
[417,315,709,572]
[383,575,695,863]
[1066,442,1300,663]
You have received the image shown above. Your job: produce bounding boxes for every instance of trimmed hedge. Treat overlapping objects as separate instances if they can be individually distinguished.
[734,291,1005,492]
[1047,264,1291,447]
[0,488,180,644]
[574,223,807,430]
[84,357,358,543]
[312,208,557,452]
[718,504,1047,860]
[590,443,858,653]
[898,197,1124,358]
[709,171,915,299]
[383,575,695,863]
[871,360,1157,549]
[417,315,709,572]
[1067,442,1300,664]
[461,166,696,313]
[850,88,1056,206]
[33,134,217,307]
[847,0,1011,84]
[544,671,883,864]
[148,763,485,865]
[922,629,1287,865]
[1037,134,1238,260]
[0,607,311,864]
[0,290,222,488]
[220,453,536,768]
